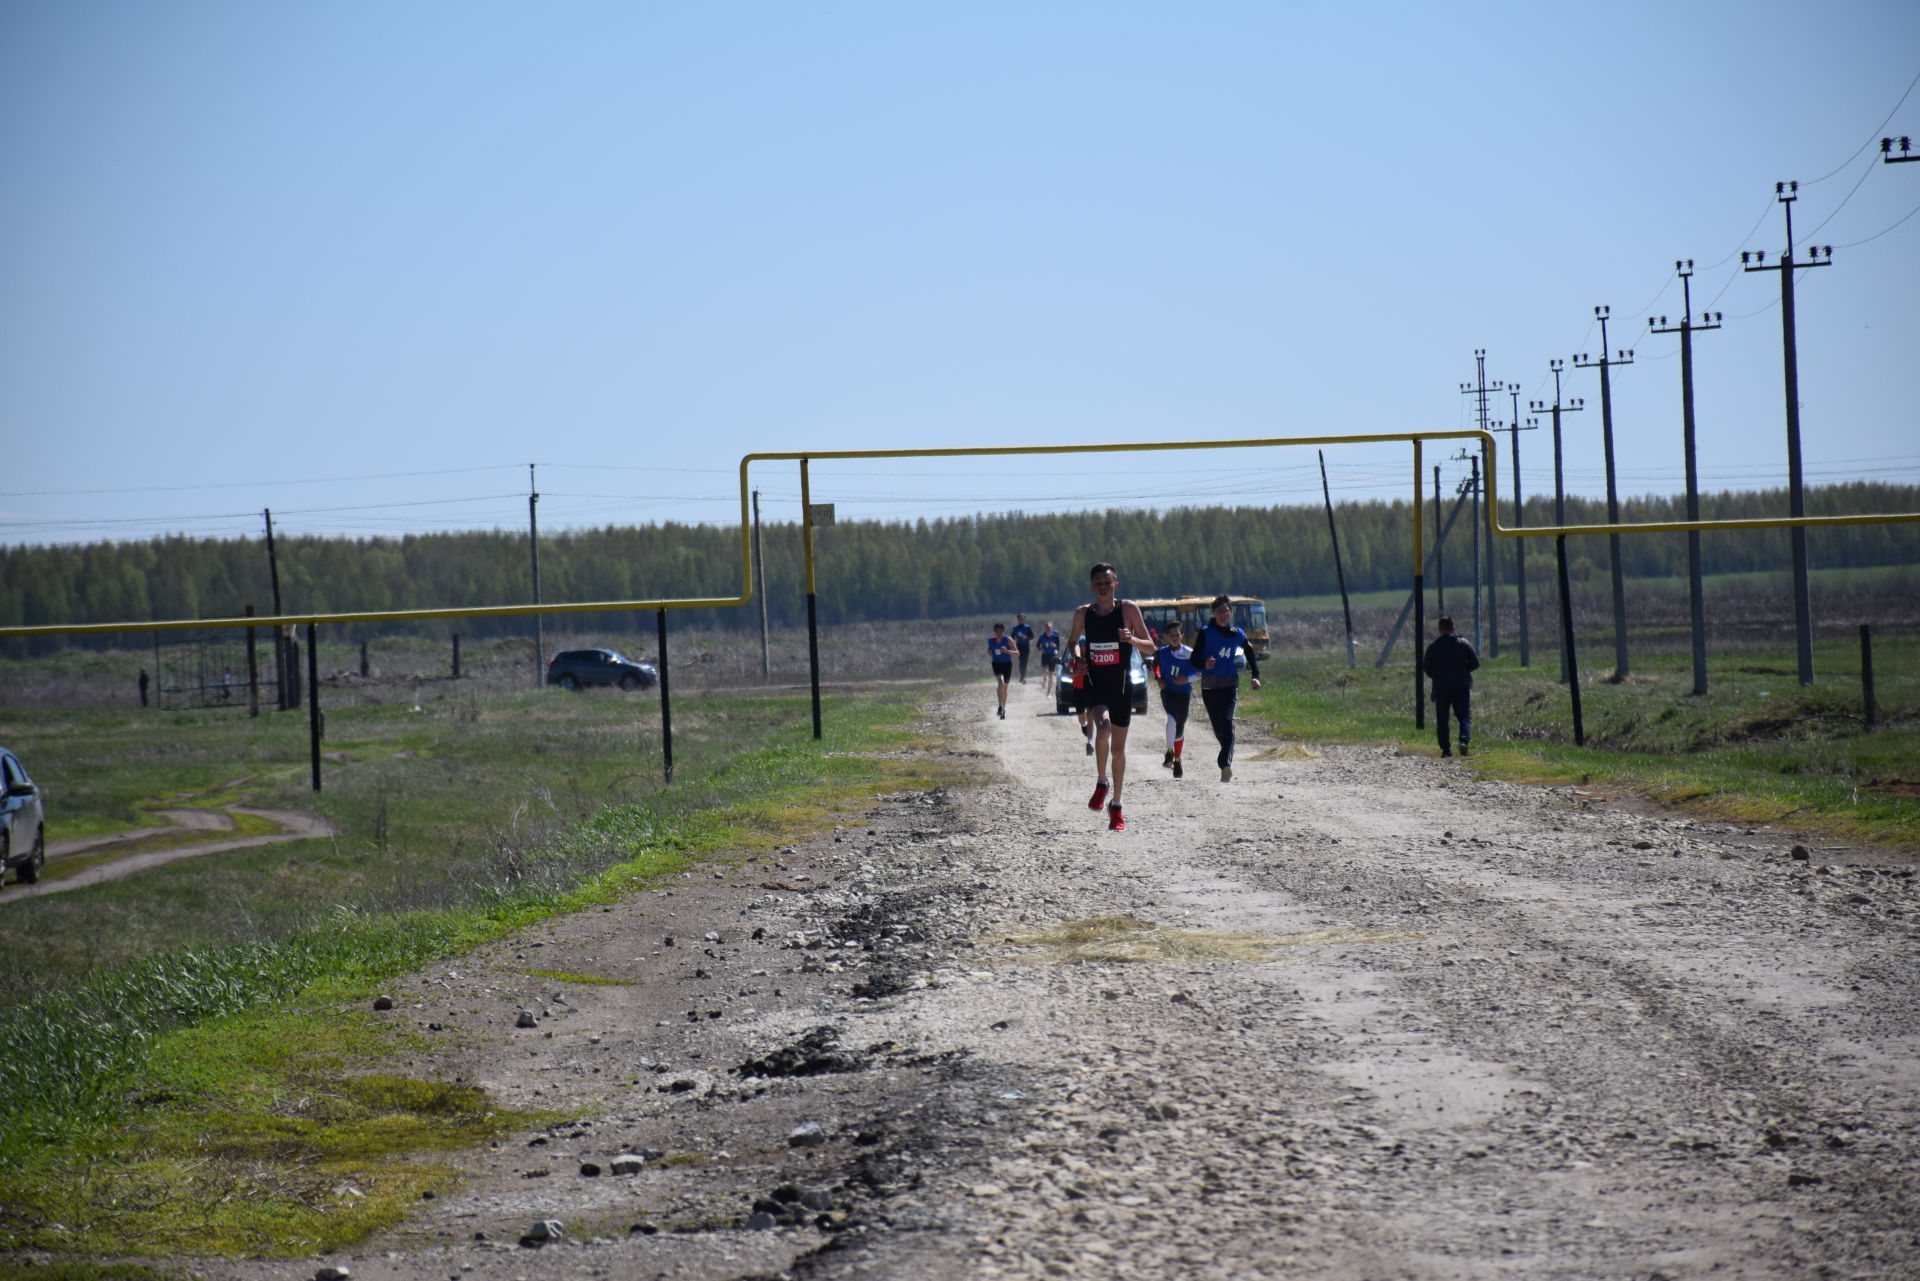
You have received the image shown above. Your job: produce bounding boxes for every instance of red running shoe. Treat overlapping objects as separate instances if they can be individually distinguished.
[1107,804,1126,831]
[1087,782,1109,811]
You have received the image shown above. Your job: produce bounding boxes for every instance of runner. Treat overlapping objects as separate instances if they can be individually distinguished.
[1063,563,1156,831]
[1010,614,1035,684]
[1155,620,1197,779]
[1192,594,1261,781]
[987,623,1016,720]
[1036,620,1062,696]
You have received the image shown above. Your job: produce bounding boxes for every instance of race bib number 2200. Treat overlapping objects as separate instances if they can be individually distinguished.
[1088,642,1121,666]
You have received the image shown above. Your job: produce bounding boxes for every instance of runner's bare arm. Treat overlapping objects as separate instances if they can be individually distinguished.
[1119,601,1156,654]
[1064,606,1089,671]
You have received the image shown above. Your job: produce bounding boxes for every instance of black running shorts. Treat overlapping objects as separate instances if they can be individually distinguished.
[1081,680,1132,728]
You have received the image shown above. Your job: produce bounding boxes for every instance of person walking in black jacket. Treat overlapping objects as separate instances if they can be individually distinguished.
[1423,615,1479,757]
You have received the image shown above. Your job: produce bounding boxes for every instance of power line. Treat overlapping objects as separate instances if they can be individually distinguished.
[1833,196,1920,247]
[0,464,526,500]
[1801,152,1880,240]
[1804,67,1920,184]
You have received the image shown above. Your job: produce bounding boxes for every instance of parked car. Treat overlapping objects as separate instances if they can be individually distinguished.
[545,649,659,692]
[1055,645,1151,718]
[1,747,46,886]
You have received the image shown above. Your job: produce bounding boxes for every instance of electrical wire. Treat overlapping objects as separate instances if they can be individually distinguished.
[0,464,526,500]
[1698,195,1781,272]
[1803,67,1920,184]
[1833,197,1920,248]
[1801,153,1879,241]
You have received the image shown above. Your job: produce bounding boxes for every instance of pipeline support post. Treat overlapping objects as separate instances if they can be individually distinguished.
[1861,625,1876,731]
[1413,439,1425,731]
[307,622,322,791]
[1554,537,1584,747]
[245,604,260,718]
[658,609,674,783]
[801,459,822,740]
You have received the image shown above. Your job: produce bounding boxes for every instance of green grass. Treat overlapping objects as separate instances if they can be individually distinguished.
[1249,632,1920,847]
[0,679,950,1258]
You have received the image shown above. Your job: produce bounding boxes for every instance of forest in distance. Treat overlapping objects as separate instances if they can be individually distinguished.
[2,482,1916,655]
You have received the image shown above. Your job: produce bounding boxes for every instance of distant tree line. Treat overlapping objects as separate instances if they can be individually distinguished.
[2,482,1915,656]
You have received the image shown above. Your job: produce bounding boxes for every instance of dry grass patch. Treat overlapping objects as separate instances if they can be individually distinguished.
[1000,915,1422,964]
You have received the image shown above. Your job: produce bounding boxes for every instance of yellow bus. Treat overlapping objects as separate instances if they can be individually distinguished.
[1133,596,1270,660]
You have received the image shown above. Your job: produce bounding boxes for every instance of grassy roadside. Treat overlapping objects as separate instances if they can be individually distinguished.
[1246,633,1920,849]
[0,682,952,1260]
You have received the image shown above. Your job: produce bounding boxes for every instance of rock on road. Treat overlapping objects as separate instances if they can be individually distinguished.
[181,679,1920,1281]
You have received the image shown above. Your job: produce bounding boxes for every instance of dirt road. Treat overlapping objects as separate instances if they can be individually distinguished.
[3,804,335,900]
[177,680,1919,1280]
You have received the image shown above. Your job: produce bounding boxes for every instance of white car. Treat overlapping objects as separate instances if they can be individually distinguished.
[1,748,46,886]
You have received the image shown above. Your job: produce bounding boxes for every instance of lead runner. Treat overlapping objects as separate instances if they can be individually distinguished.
[1062,562,1156,831]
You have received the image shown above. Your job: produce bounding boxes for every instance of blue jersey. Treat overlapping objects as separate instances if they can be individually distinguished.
[1192,624,1251,685]
[1010,622,1034,644]
[988,634,1016,663]
[1156,643,1198,687]
[1037,630,1061,658]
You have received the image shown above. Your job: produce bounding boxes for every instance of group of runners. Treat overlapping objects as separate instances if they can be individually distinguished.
[988,562,1261,832]
[989,563,1483,831]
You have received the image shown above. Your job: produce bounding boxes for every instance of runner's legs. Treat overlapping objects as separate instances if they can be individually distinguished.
[1201,684,1239,770]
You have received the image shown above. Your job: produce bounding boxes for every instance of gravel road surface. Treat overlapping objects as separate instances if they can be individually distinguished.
[171,679,1919,1281]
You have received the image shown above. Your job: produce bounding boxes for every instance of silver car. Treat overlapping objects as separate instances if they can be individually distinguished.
[1,748,46,886]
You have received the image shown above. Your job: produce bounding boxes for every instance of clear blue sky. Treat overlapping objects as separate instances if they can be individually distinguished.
[3,1,1916,548]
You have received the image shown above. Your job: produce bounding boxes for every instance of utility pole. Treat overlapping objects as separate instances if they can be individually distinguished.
[1458,350,1502,657]
[1742,180,1832,687]
[1451,450,1483,650]
[528,464,544,687]
[1575,307,1634,680]
[1883,135,1917,163]
[263,508,286,710]
[1498,387,1539,667]
[1529,360,1584,683]
[1650,261,1723,696]
[1433,465,1445,614]
[753,488,770,682]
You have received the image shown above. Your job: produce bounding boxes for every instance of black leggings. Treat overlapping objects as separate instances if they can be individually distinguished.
[1200,684,1239,768]
[1160,686,1191,749]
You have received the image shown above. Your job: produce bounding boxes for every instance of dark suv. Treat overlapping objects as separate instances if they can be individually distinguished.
[546,649,659,692]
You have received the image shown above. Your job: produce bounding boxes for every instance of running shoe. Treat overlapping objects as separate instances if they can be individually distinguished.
[1084,739,1094,756]
[1220,766,1233,783]
[1107,804,1126,832]
[1460,744,1471,756]
[997,705,1005,720]
[1162,750,1174,769]
[1172,759,1183,779]
[1087,782,1109,811]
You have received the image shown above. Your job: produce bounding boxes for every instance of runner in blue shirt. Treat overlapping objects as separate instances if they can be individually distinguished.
[1010,615,1035,684]
[1036,621,1062,697]
[1154,621,1199,779]
[1191,594,1262,782]
[987,623,1017,720]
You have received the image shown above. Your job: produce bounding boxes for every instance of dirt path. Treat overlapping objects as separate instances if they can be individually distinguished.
[161,680,1920,1279]
[5,804,335,900]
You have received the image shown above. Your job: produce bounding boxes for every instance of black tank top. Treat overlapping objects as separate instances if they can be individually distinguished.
[1083,602,1128,690]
